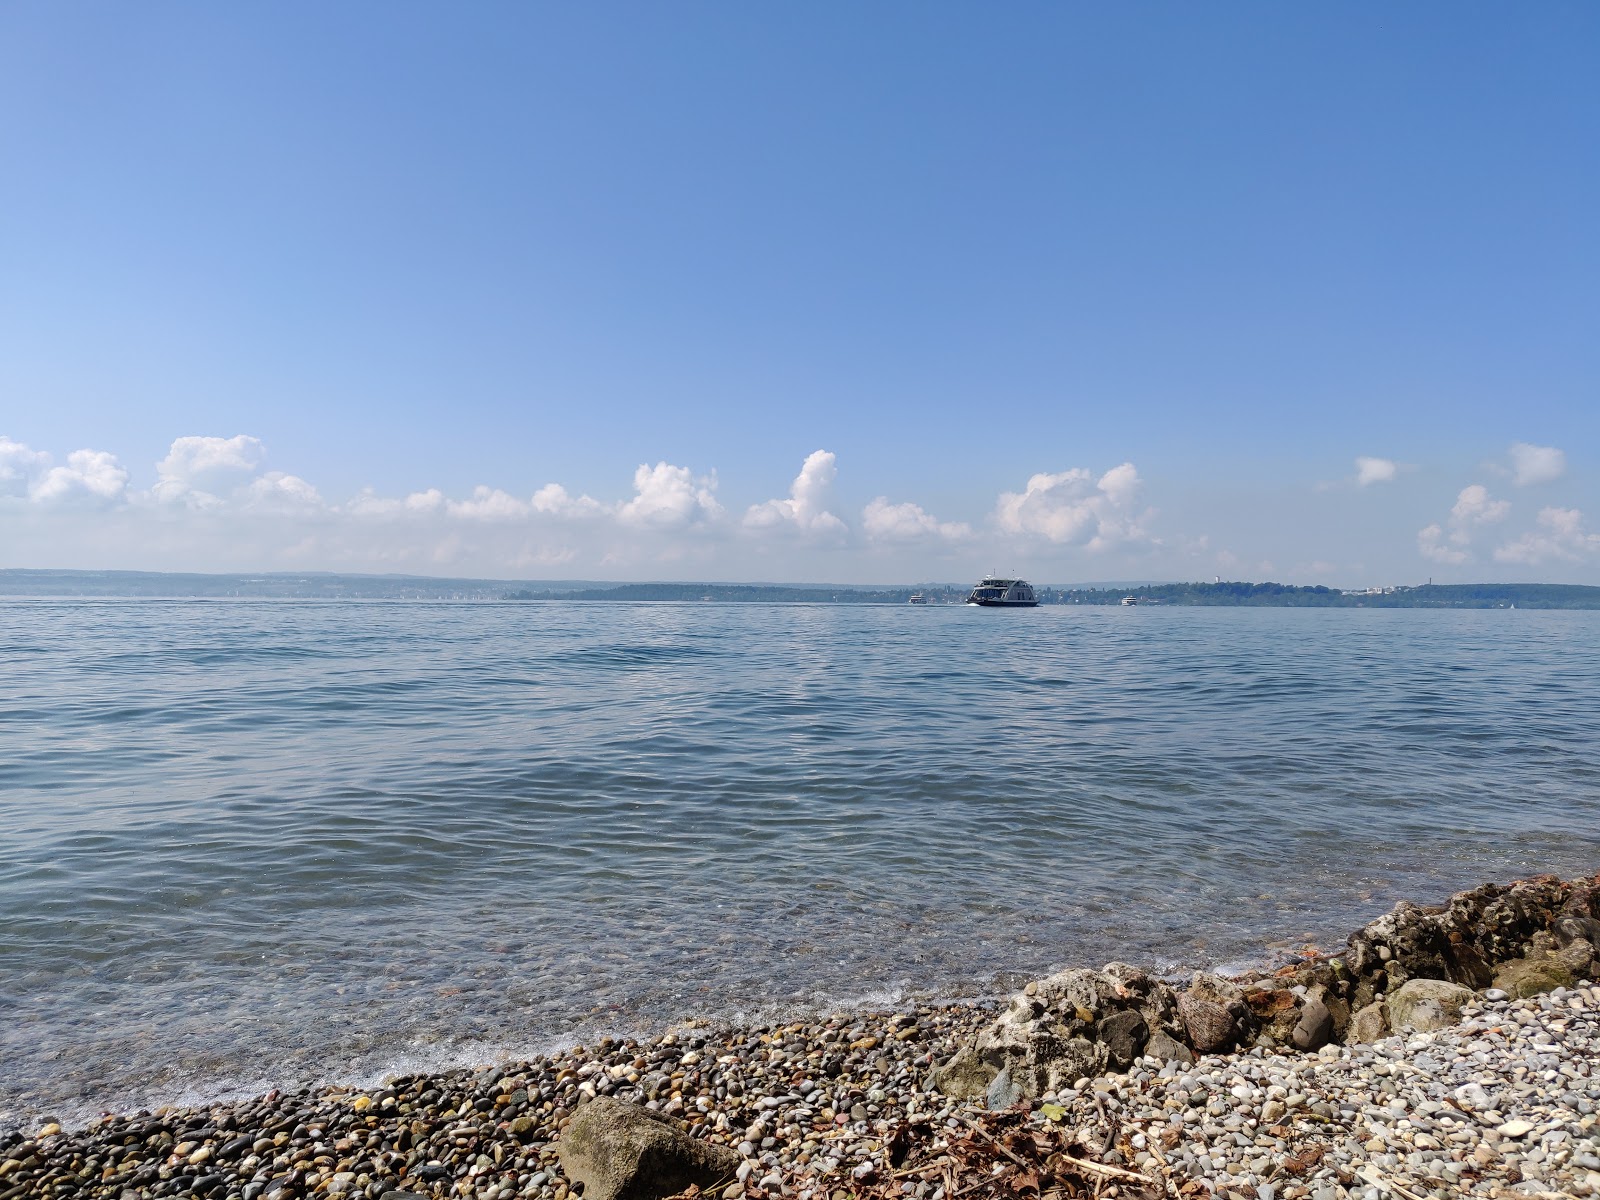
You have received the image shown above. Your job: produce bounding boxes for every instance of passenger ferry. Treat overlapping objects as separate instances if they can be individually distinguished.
[907,592,928,605]
[965,577,1038,607]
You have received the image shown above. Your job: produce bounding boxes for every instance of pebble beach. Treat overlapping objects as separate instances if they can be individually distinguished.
[5,977,1598,1200]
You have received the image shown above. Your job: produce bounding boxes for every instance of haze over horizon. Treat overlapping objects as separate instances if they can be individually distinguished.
[3,5,1597,586]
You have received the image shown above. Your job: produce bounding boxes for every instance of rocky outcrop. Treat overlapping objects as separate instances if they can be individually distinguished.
[929,963,1181,1099]
[1341,875,1597,1011]
[1491,930,1592,999]
[930,873,1600,1103]
[555,1096,739,1200]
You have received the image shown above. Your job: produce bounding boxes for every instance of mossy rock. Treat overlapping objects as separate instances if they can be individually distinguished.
[1492,954,1575,999]
[928,1044,1000,1099]
[1384,978,1474,1033]
[556,1097,739,1200]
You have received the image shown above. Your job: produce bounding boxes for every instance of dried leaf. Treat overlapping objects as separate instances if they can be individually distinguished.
[1281,1142,1327,1175]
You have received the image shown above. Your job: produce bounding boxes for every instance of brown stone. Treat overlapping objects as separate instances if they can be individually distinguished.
[1347,1001,1388,1044]
[1177,993,1236,1054]
[555,1097,738,1200]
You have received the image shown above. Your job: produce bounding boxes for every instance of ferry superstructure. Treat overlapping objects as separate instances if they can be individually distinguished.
[965,577,1038,607]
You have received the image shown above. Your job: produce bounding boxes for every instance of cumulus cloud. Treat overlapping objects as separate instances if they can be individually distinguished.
[241,472,323,513]
[744,450,846,535]
[446,486,531,521]
[861,497,971,542]
[30,449,130,508]
[153,434,266,505]
[347,487,450,517]
[994,462,1149,549]
[0,436,52,498]
[1417,524,1468,565]
[617,462,721,528]
[1096,462,1141,506]
[532,483,603,518]
[1507,442,1566,487]
[1494,507,1600,565]
[1354,456,1398,486]
[1450,484,1510,527]
[1,436,129,507]
[1415,483,1511,565]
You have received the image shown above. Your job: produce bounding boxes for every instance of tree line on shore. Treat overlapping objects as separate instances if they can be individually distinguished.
[509,580,1600,608]
[4,569,1595,607]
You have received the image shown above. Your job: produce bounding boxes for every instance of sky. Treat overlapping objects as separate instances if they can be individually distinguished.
[2,3,1597,585]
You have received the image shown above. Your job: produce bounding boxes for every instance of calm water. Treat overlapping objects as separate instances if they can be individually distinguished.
[3,599,1599,1131]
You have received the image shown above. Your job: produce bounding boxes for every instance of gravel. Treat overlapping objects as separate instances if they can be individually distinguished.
[3,984,1597,1199]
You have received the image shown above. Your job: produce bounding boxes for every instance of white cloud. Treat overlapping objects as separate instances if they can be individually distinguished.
[1450,484,1510,528]
[153,434,266,504]
[446,486,531,521]
[1417,523,1468,565]
[1415,483,1510,564]
[617,462,721,528]
[1507,442,1566,487]
[1354,456,1398,486]
[348,486,447,516]
[744,450,846,535]
[1494,507,1600,565]
[405,488,446,514]
[241,471,323,513]
[994,462,1149,549]
[0,436,52,498]
[861,497,971,542]
[531,483,603,518]
[1097,461,1141,506]
[30,449,130,508]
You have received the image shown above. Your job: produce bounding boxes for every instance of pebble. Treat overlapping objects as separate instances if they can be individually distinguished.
[4,981,1599,1200]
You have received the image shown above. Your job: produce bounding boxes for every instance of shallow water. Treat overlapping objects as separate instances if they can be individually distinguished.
[2,599,1598,1130]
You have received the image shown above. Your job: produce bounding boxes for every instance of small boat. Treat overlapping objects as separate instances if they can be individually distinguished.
[965,576,1038,607]
[1121,596,1139,606]
[908,592,928,605]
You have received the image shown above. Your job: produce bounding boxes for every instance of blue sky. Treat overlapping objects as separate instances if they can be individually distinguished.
[2,3,1597,583]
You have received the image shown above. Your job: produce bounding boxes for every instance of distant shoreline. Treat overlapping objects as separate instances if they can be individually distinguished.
[4,569,1600,608]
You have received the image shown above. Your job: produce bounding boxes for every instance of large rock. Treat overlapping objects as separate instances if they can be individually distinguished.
[1559,938,1596,980]
[1492,951,1578,999]
[1384,978,1474,1033]
[1178,973,1255,1054]
[929,964,1181,1100]
[1097,1010,1149,1070]
[1290,991,1334,1051]
[555,1097,739,1200]
[1146,1028,1194,1064]
[1557,915,1600,949]
[1177,993,1236,1054]
[1346,1001,1388,1044]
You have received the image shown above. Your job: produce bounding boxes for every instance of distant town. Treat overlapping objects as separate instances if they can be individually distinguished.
[3,569,1599,608]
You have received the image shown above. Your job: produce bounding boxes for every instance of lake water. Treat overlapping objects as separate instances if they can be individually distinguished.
[3,599,1598,1132]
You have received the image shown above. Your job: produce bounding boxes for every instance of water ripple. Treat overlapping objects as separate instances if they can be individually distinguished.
[1,600,1598,1130]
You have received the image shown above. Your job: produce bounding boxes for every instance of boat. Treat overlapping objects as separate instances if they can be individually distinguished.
[907,592,928,605]
[965,576,1038,607]
[1121,596,1139,606]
